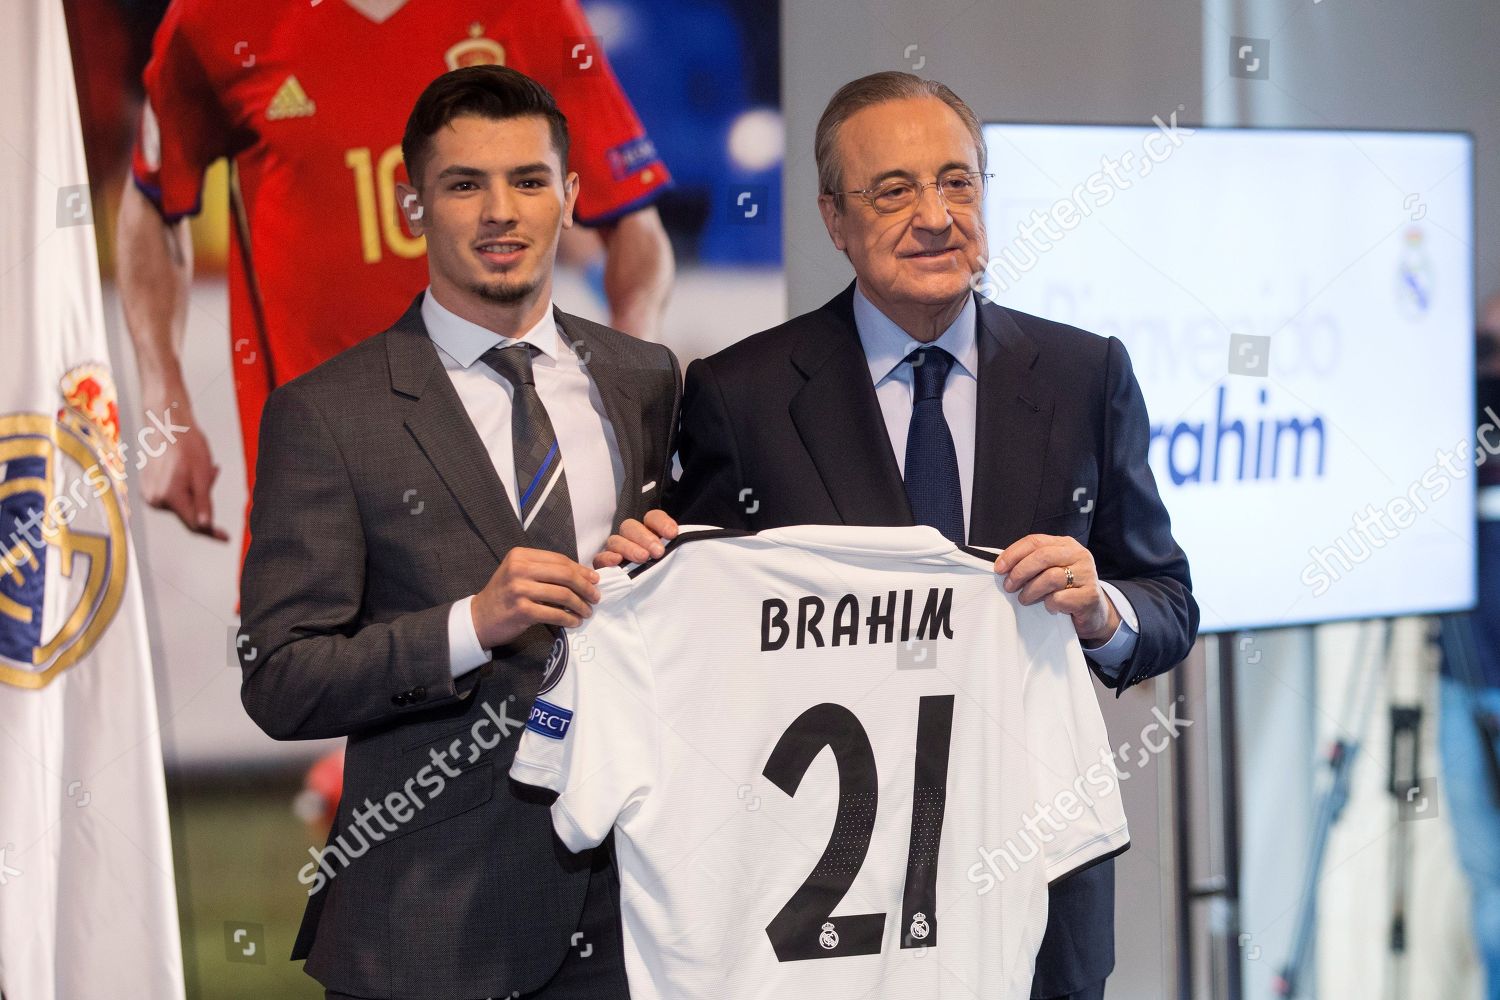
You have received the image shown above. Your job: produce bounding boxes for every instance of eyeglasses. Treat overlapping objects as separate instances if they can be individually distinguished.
[832,170,993,216]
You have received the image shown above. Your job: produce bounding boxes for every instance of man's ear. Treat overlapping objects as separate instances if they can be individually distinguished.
[817,193,846,252]
[561,171,580,231]
[395,181,425,237]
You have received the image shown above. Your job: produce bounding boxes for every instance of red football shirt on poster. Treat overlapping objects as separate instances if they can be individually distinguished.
[131,0,670,512]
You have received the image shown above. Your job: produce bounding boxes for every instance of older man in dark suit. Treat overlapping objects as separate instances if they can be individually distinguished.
[238,65,677,999]
[601,72,1197,1000]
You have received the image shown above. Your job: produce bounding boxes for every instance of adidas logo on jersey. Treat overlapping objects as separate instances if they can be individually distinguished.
[266,75,316,120]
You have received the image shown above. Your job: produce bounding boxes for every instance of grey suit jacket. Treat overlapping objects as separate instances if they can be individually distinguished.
[238,294,680,998]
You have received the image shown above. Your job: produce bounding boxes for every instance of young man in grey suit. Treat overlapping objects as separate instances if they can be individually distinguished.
[237,65,679,999]
[601,72,1198,1000]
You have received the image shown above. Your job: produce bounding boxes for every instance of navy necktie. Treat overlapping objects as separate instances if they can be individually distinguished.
[903,347,965,545]
[481,344,578,561]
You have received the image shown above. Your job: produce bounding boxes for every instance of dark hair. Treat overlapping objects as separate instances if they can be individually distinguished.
[401,65,570,189]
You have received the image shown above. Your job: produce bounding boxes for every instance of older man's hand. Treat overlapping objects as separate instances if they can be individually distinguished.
[993,533,1121,645]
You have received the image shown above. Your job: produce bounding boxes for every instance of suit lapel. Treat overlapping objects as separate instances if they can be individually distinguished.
[555,308,645,530]
[386,295,525,564]
[789,285,912,527]
[970,297,1055,548]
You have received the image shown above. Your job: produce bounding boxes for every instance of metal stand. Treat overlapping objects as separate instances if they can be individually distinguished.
[1175,631,1244,1000]
[1383,701,1422,1000]
[1273,619,1394,998]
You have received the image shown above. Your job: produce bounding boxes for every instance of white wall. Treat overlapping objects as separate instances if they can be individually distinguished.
[1206,0,1499,299]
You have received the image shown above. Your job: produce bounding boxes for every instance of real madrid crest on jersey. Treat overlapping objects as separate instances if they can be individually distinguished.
[446,22,506,70]
[0,366,129,690]
[537,627,569,695]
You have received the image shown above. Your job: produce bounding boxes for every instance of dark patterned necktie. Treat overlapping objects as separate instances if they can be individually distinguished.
[903,346,965,545]
[481,344,578,560]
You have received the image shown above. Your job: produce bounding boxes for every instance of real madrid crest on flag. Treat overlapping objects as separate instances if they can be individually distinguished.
[0,365,130,690]
[0,1,185,994]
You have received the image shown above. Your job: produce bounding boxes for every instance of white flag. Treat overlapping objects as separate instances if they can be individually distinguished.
[0,1,186,997]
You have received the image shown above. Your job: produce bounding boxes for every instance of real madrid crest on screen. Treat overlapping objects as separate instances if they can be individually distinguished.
[1396,224,1434,321]
[0,365,129,690]
[537,627,569,695]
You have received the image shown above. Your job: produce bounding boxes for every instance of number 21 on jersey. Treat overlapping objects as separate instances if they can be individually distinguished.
[762,695,955,962]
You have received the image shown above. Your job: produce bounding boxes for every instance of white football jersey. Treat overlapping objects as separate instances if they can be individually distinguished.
[510,524,1128,999]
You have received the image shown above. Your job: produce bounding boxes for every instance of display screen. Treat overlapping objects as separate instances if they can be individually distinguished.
[981,123,1476,631]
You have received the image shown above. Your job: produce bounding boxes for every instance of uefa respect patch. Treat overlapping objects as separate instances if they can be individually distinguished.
[526,699,573,740]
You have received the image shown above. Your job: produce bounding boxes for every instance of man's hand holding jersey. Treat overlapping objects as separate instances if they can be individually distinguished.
[992,534,1122,645]
[472,547,604,648]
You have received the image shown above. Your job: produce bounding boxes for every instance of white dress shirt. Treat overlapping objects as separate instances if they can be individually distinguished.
[420,289,624,677]
[851,283,1139,672]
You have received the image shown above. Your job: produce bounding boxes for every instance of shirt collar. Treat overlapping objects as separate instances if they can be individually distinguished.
[420,287,561,369]
[852,282,979,387]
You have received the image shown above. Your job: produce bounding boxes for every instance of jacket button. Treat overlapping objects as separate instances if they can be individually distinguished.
[391,693,406,706]
[412,686,426,701]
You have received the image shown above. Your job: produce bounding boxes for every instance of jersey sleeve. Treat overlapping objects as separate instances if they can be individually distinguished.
[1019,606,1131,883]
[509,569,660,852]
[130,0,234,220]
[519,0,671,224]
